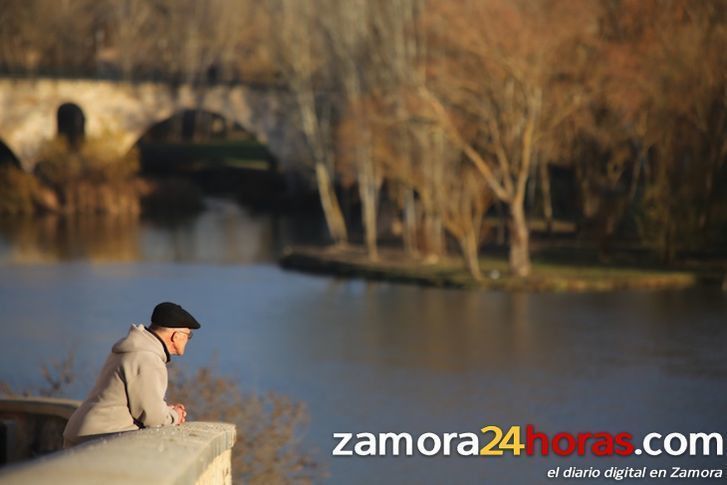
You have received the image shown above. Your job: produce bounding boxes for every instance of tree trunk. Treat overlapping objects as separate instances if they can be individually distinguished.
[402,186,418,257]
[495,201,506,245]
[315,162,348,245]
[423,211,444,262]
[358,163,378,261]
[508,202,531,277]
[460,229,481,281]
[539,161,553,235]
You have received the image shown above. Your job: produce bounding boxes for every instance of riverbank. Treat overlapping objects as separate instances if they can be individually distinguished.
[280,246,708,292]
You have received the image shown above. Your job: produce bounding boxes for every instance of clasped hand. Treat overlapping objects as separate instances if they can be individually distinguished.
[171,403,187,424]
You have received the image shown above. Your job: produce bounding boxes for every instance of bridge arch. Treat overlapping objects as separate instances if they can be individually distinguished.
[133,108,274,177]
[0,78,293,170]
[118,86,277,159]
[135,108,261,143]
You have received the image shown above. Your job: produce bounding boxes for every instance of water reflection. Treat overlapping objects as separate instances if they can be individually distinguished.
[319,284,537,374]
[0,198,325,264]
[0,214,143,263]
[286,281,727,383]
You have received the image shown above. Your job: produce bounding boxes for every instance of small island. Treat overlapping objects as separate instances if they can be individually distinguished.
[281,245,706,292]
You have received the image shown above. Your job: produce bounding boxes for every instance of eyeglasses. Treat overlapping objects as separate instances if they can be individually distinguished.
[174,331,193,340]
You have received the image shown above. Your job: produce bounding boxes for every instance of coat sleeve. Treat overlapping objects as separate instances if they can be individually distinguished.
[123,354,178,428]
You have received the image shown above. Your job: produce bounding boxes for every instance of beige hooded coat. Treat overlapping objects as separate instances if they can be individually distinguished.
[63,325,179,444]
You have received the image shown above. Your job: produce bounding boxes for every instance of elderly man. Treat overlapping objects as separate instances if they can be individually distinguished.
[63,302,201,447]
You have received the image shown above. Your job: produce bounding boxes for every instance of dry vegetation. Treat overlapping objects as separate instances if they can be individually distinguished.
[1,0,725,276]
[168,366,323,484]
[0,351,323,483]
[33,133,141,215]
[270,0,726,276]
[1,133,205,217]
[0,165,51,215]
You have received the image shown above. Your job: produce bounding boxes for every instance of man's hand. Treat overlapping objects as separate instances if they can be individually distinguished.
[171,403,187,424]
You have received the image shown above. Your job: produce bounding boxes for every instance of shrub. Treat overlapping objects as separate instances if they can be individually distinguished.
[34,133,139,188]
[33,133,141,214]
[168,366,323,484]
[0,164,41,215]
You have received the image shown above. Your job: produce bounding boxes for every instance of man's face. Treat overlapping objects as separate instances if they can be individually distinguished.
[171,329,193,356]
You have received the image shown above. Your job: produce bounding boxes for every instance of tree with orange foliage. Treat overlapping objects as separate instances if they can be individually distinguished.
[420,0,599,277]
[596,0,727,260]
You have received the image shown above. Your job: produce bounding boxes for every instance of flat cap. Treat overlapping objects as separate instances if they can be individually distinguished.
[151,302,201,329]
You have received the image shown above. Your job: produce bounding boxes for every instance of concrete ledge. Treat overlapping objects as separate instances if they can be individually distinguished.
[0,422,236,485]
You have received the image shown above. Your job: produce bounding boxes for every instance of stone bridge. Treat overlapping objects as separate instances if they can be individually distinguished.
[0,78,294,170]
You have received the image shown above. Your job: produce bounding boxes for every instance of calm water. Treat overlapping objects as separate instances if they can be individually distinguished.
[0,200,726,484]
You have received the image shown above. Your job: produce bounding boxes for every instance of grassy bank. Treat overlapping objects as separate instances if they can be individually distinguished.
[280,246,704,292]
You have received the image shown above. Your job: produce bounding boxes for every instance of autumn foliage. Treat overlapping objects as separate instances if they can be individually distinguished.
[1,0,725,272]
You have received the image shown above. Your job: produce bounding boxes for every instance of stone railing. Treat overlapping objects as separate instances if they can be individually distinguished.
[0,398,236,484]
[0,397,81,463]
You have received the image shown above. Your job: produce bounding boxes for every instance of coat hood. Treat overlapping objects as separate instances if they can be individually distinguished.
[112,324,169,362]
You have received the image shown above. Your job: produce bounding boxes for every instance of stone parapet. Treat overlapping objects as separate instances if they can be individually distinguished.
[0,398,235,485]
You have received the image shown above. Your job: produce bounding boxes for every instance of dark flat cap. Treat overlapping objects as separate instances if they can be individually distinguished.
[151,302,201,329]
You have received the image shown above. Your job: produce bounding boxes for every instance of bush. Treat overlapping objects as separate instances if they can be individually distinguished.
[0,164,56,215]
[34,134,139,188]
[32,134,141,214]
[168,366,323,484]
[0,164,40,215]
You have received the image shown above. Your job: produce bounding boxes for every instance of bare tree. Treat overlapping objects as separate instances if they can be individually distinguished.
[0,0,99,74]
[368,0,447,260]
[323,0,382,259]
[270,0,348,245]
[102,0,160,79]
[421,0,598,277]
[441,164,491,281]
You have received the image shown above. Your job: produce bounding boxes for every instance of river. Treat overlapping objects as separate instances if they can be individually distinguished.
[0,199,725,484]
